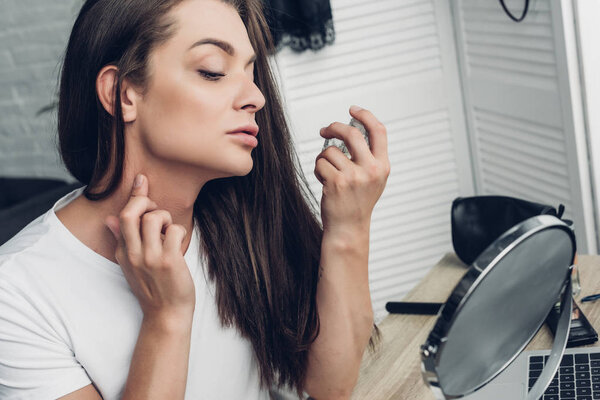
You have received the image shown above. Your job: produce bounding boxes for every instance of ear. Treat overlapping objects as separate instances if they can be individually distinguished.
[96,65,140,123]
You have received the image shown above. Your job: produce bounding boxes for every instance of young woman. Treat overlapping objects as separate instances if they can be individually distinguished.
[0,0,390,399]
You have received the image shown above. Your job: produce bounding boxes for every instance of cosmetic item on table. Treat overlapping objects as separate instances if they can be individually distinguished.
[385,301,443,315]
[582,293,600,303]
[545,297,598,347]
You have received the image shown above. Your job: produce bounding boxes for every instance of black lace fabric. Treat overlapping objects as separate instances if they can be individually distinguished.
[262,0,336,53]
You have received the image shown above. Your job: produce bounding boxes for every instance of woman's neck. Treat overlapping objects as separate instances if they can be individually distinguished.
[55,174,202,265]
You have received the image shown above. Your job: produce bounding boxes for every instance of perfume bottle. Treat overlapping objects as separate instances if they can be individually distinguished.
[322,117,369,158]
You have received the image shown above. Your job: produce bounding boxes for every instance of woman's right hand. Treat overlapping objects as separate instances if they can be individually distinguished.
[104,174,196,327]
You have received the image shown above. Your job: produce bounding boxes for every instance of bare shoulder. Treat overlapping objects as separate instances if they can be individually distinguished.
[58,383,103,400]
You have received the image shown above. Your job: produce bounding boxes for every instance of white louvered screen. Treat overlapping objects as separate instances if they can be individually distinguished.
[452,0,596,253]
[271,0,474,321]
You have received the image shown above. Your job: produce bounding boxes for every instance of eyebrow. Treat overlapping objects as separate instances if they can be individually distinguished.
[188,38,256,66]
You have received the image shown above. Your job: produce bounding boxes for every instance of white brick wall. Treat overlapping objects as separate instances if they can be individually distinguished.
[0,0,82,181]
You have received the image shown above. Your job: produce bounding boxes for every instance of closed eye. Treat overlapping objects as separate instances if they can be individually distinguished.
[198,70,224,81]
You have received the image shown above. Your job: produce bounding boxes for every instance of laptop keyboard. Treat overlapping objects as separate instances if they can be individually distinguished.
[528,352,600,399]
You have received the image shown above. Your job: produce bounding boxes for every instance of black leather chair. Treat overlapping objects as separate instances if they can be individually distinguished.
[0,177,82,246]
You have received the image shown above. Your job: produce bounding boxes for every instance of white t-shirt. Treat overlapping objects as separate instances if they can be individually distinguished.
[0,186,273,400]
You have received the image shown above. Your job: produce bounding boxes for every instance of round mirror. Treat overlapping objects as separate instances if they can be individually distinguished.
[423,215,575,398]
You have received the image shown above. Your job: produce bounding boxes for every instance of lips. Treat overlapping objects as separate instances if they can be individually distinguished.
[227,124,259,137]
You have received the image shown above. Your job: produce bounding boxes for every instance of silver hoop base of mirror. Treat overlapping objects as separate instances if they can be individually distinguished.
[419,215,575,399]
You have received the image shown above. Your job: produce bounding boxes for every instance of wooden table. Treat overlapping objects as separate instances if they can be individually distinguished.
[351,253,600,399]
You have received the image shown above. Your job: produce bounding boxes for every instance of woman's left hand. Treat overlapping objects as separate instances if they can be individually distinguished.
[314,105,391,236]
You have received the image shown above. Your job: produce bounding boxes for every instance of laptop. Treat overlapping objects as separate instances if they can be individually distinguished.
[465,346,600,400]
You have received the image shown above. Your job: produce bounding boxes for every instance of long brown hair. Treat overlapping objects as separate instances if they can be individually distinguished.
[57,0,380,396]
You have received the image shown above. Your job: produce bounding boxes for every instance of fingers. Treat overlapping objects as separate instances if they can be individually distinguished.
[349,105,388,161]
[105,174,189,266]
[317,106,390,181]
[314,156,340,185]
[163,224,188,255]
[117,174,159,257]
[320,122,372,164]
[317,145,353,172]
[141,209,173,262]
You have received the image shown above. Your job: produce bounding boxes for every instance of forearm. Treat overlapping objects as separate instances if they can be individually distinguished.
[121,314,193,400]
[305,227,375,399]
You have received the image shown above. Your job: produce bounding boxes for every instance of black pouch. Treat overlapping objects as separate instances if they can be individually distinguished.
[451,196,567,265]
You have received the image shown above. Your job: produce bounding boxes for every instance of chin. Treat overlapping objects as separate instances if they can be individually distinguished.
[235,161,254,176]
[217,158,254,178]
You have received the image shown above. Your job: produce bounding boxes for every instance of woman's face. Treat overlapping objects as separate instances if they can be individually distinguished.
[133,0,266,179]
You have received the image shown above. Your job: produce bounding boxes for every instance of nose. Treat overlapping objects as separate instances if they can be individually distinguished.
[235,73,266,113]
